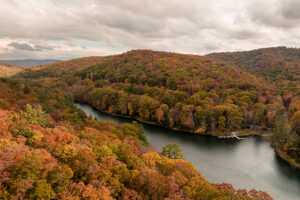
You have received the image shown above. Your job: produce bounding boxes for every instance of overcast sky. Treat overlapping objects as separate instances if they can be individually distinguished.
[0,0,299,60]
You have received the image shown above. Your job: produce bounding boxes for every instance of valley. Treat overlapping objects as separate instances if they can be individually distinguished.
[0,47,299,199]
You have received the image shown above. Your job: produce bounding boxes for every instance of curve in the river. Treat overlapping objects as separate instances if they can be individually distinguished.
[76,103,300,200]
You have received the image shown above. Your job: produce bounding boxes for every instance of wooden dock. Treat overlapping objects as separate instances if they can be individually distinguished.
[218,132,244,140]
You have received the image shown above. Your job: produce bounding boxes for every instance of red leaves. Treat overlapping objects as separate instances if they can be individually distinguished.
[213,183,235,192]
[0,89,275,200]
[122,189,143,200]
[249,189,274,200]
[130,168,169,200]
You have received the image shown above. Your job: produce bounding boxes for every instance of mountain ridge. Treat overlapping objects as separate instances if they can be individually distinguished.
[0,59,62,67]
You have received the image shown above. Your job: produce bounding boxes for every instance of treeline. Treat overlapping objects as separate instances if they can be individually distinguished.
[74,85,283,134]
[13,49,300,168]
[72,50,283,134]
[208,46,300,93]
[71,50,300,167]
[209,47,300,167]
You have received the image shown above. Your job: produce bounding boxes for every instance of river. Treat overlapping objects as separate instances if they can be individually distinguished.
[75,103,300,200]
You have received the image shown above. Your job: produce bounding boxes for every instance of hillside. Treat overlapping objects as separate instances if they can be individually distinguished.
[208,47,300,94]
[22,56,104,77]
[16,49,300,169]
[0,59,61,67]
[0,75,273,200]
[21,50,276,132]
[73,50,277,133]
[0,64,23,77]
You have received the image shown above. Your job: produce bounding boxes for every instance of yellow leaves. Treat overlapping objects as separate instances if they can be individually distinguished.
[142,152,161,168]
[128,103,134,116]
[195,127,206,134]
[27,130,44,145]
[82,184,113,200]
[93,145,115,160]
[61,145,77,159]
[0,139,18,150]
[183,177,222,200]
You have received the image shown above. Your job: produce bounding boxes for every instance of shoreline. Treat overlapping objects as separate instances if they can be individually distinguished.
[75,100,269,137]
[275,149,300,170]
[75,101,300,170]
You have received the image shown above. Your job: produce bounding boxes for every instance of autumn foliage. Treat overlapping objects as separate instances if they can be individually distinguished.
[13,48,300,168]
[0,79,273,199]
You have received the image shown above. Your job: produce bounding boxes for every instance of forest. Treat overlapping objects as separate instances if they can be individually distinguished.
[0,47,299,199]
[15,48,300,169]
[0,76,273,199]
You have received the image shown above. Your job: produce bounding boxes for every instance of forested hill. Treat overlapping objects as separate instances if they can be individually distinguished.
[207,47,300,94]
[17,49,300,169]
[207,47,300,168]
[0,61,274,200]
[73,49,277,134]
[23,56,104,78]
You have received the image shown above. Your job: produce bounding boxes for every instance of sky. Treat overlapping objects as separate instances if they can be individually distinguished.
[0,0,299,60]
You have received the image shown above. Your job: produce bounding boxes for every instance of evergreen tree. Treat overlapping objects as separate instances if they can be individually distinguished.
[20,104,52,127]
[162,143,183,159]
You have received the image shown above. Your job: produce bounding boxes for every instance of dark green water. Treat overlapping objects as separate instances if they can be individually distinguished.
[76,103,300,200]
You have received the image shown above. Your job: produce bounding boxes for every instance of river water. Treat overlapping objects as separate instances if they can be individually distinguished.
[76,103,300,200]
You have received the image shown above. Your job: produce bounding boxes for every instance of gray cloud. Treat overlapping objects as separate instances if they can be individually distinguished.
[8,42,36,51]
[247,0,300,29]
[0,0,299,59]
[8,42,53,52]
[280,0,300,20]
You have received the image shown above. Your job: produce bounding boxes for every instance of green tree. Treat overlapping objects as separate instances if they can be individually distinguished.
[21,104,52,127]
[162,143,183,159]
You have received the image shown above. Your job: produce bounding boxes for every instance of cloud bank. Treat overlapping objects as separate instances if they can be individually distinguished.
[0,0,299,59]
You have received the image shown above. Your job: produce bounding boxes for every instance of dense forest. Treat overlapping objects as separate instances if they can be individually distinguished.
[208,47,300,168]
[16,48,300,170]
[208,47,300,94]
[0,76,273,199]
[1,46,299,199]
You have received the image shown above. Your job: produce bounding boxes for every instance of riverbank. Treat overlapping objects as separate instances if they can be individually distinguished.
[92,103,300,169]
[276,150,300,170]
[75,100,269,138]
[262,136,300,170]
[210,129,273,137]
[75,101,300,170]
[75,102,300,200]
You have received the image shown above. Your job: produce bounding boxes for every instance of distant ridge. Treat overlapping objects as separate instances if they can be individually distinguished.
[0,59,61,67]
[0,63,22,77]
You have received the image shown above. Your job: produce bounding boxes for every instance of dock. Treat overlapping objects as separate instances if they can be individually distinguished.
[218,132,244,140]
